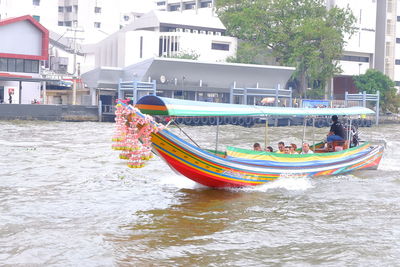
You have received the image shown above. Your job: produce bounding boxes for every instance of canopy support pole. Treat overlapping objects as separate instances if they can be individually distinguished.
[215,117,220,153]
[348,118,352,147]
[312,117,315,149]
[302,116,307,144]
[264,116,269,150]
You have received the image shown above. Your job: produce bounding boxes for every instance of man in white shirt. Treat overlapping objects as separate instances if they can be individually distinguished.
[301,143,314,154]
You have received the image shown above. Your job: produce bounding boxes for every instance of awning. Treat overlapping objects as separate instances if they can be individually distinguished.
[135,95,375,117]
[0,72,58,82]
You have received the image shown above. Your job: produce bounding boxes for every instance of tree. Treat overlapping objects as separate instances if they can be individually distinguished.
[353,69,400,113]
[215,0,356,95]
[226,41,275,65]
[168,50,200,60]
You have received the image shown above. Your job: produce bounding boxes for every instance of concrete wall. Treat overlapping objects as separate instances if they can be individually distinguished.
[0,104,99,121]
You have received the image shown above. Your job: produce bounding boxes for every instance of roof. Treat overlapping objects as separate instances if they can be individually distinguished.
[81,57,295,90]
[0,15,49,60]
[81,67,124,89]
[49,30,84,56]
[136,95,375,117]
[0,72,58,82]
[124,10,226,31]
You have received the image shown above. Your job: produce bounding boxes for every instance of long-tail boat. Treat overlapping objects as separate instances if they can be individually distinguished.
[112,95,384,188]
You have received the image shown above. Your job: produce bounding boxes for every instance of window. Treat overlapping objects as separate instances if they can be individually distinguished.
[396,81,400,86]
[58,21,64,26]
[123,15,129,21]
[32,15,40,22]
[94,7,101,13]
[66,6,72,12]
[31,60,39,73]
[397,38,400,44]
[397,16,400,22]
[200,1,212,8]
[157,1,166,6]
[0,58,39,73]
[32,0,40,6]
[58,6,64,12]
[24,60,31,73]
[185,3,195,9]
[0,58,6,71]
[340,55,369,62]
[211,43,230,51]
[16,59,24,72]
[7,58,16,72]
[395,59,400,65]
[64,21,72,27]
[94,22,101,28]
[73,5,78,12]
[169,5,180,11]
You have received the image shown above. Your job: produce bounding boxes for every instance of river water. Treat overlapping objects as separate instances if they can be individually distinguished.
[0,120,399,266]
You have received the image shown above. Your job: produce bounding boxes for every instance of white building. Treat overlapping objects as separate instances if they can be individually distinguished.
[0,15,49,104]
[87,10,237,70]
[0,0,155,44]
[0,0,58,28]
[325,0,378,98]
[154,0,215,16]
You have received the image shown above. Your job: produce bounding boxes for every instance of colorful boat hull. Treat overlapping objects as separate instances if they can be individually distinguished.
[150,128,384,188]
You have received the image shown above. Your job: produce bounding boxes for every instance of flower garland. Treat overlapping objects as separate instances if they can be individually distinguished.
[112,103,164,168]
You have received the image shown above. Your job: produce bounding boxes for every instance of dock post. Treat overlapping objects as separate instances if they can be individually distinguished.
[98,100,102,122]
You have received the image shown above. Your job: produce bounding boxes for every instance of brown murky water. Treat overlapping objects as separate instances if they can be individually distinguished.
[0,121,399,266]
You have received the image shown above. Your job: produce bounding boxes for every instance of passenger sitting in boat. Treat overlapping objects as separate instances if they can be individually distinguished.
[253,143,262,151]
[327,115,346,142]
[266,146,273,152]
[301,143,314,154]
[277,141,285,153]
[290,143,298,154]
[284,146,291,154]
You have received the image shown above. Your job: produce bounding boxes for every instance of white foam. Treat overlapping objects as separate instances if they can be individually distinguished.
[157,173,202,189]
[242,175,314,192]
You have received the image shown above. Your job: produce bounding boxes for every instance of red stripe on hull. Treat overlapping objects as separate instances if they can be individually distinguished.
[156,149,260,188]
[359,153,383,170]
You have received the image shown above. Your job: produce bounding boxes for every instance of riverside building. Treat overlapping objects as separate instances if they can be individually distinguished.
[0,15,50,104]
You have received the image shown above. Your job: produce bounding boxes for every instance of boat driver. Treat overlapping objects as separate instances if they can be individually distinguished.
[327,115,346,142]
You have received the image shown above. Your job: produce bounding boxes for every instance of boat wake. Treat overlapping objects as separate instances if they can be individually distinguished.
[244,175,314,192]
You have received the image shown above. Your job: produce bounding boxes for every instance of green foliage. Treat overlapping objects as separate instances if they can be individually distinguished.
[226,41,274,65]
[353,69,400,113]
[168,50,200,60]
[216,0,356,95]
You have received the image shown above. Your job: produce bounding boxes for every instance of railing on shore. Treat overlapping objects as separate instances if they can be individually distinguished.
[102,105,115,114]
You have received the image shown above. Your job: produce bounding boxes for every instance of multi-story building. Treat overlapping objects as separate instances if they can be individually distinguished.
[0,0,58,28]
[326,0,378,98]
[154,0,215,16]
[0,0,155,44]
[87,10,237,69]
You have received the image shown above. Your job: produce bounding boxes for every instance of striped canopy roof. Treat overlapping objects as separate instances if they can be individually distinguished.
[135,95,375,117]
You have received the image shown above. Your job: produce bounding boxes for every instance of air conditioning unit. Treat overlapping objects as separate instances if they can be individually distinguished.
[185,29,191,33]
[200,30,206,34]
[193,29,198,34]
[207,31,213,35]
[176,28,183,32]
